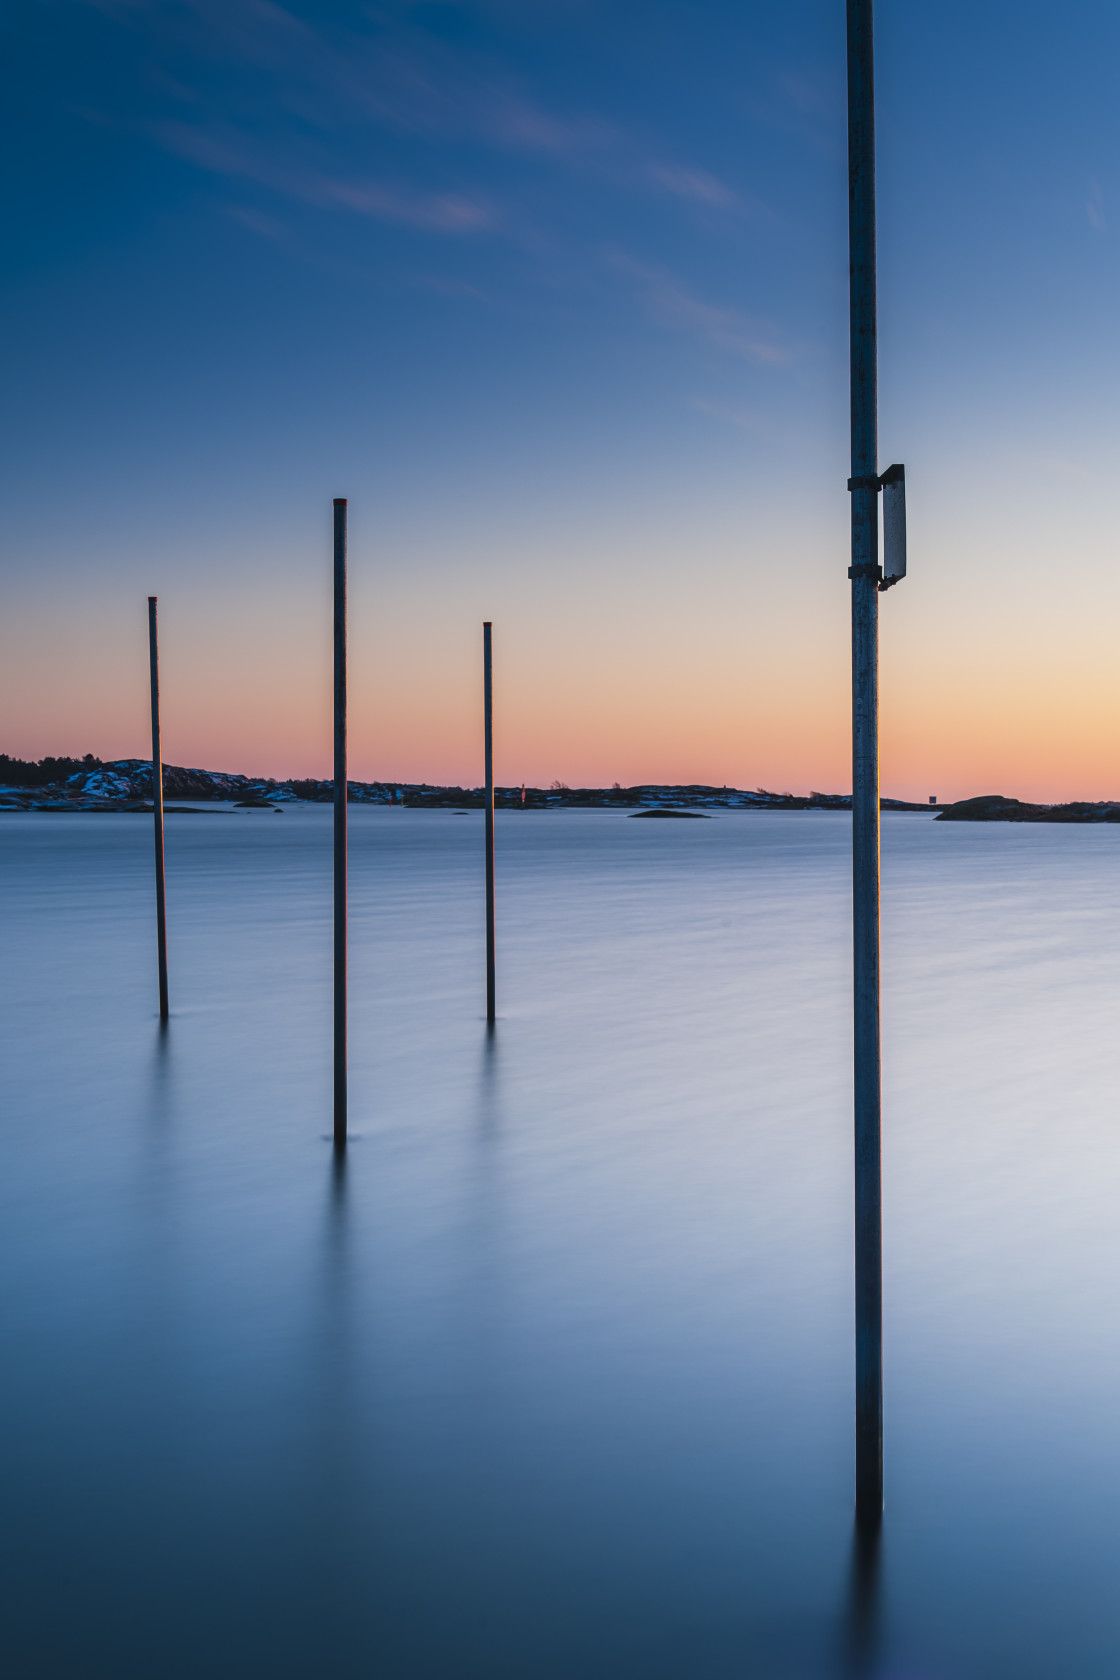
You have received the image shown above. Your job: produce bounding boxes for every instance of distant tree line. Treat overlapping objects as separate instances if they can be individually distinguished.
[0,753,102,787]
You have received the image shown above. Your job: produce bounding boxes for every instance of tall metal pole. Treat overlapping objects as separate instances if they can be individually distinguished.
[483,621,496,1026]
[333,499,348,1148]
[147,597,169,1022]
[847,0,883,1526]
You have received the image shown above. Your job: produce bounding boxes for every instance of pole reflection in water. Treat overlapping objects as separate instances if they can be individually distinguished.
[452,1027,507,1390]
[311,1149,361,1619]
[477,1023,501,1145]
[136,1017,176,1340]
[135,1016,177,1334]
[147,1017,172,1120]
[842,1519,883,1679]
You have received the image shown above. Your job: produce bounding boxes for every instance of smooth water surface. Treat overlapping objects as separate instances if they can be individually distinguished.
[3,807,1120,1678]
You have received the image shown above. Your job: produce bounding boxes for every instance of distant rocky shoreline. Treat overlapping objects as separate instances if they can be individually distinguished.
[0,758,938,814]
[5,760,1111,821]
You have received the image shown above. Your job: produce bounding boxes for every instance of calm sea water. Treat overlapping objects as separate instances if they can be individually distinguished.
[3,807,1120,1678]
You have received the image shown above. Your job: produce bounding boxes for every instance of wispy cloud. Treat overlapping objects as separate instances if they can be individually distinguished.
[416,274,495,304]
[1087,180,1107,232]
[778,70,841,122]
[648,165,736,208]
[737,67,843,165]
[159,121,497,232]
[223,204,286,240]
[610,253,789,366]
[90,0,754,224]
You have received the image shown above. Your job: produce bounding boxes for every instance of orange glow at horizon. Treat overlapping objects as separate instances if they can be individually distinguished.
[4,473,1120,809]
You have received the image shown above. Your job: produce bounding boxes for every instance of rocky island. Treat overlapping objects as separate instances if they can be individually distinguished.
[935,794,1120,823]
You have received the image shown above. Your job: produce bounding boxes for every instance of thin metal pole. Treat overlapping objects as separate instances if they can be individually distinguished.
[847,0,883,1527]
[147,597,169,1021]
[333,499,347,1148]
[483,622,496,1026]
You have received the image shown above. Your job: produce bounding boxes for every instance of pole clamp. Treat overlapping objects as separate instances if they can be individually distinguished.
[847,563,882,582]
[847,475,883,492]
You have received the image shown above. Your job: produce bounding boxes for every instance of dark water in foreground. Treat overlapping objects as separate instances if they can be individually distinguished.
[3,807,1120,1678]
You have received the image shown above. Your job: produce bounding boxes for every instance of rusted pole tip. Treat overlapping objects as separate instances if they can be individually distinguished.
[333,497,347,507]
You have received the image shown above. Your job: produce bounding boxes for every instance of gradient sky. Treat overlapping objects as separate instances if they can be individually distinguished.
[3,0,1120,799]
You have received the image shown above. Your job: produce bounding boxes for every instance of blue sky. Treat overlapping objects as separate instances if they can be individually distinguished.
[3,1,1120,795]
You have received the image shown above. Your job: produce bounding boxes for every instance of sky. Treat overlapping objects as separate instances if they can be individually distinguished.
[2,0,1120,800]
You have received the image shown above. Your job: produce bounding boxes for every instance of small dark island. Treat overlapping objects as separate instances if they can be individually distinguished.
[937,795,1120,824]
